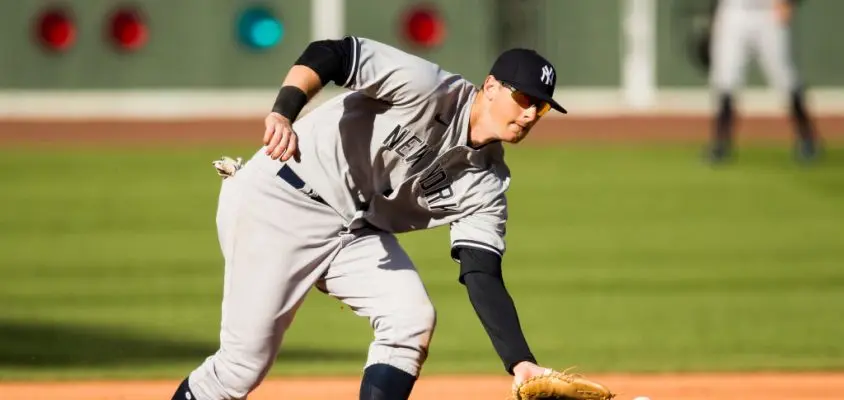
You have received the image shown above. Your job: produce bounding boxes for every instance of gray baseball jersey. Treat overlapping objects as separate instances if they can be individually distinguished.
[187,36,511,400]
[710,0,800,92]
[282,36,509,257]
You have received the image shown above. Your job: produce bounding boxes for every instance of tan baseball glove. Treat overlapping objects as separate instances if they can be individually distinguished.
[511,368,615,400]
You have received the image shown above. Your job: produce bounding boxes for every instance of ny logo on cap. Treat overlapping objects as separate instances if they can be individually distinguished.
[540,65,554,86]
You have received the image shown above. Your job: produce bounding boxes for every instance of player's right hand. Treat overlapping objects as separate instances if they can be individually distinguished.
[263,112,300,162]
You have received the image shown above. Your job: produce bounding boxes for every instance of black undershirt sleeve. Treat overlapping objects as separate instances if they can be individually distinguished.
[271,37,355,120]
[293,36,355,87]
[456,247,537,375]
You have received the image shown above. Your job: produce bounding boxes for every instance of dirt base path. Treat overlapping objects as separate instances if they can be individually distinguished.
[2,373,842,400]
[2,115,843,146]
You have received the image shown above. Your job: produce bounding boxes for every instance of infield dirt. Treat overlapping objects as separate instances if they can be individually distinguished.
[2,372,843,400]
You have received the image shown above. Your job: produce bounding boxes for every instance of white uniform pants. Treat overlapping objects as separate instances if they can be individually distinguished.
[710,7,800,93]
[187,153,436,400]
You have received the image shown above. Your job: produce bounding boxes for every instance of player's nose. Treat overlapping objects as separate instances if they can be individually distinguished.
[522,105,538,122]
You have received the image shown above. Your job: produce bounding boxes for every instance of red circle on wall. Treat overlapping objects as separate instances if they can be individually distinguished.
[36,9,76,52]
[402,6,445,48]
[108,8,148,51]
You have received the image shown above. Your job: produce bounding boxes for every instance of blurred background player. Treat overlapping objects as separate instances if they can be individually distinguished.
[707,0,820,163]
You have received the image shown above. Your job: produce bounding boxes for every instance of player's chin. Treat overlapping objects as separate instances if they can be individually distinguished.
[503,125,530,143]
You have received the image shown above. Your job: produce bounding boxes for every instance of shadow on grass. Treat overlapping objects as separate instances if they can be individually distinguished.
[0,320,363,368]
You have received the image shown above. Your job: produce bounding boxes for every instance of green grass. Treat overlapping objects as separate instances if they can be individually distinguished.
[1,142,843,380]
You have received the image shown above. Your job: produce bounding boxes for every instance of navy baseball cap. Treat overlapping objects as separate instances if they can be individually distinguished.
[489,48,567,114]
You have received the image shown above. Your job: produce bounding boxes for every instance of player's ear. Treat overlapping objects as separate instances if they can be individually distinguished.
[482,76,497,100]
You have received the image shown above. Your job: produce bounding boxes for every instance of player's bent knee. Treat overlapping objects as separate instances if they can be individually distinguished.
[417,301,437,342]
[370,300,437,374]
[409,303,437,358]
[398,299,437,345]
[197,347,274,399]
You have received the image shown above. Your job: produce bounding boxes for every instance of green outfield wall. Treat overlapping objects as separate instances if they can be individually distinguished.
[0,0,839,89]
[657,0,844,87]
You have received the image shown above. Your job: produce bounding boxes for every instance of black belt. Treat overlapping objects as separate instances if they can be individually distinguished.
[277,164,328,206]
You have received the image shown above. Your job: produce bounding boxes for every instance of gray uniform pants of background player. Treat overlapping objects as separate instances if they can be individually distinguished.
[188,155,437,400]
[710,7,800,94]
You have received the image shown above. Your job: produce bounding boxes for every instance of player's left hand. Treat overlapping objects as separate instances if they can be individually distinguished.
[263,112,300,162]
[510,362,615,400]
[512,361,550,387]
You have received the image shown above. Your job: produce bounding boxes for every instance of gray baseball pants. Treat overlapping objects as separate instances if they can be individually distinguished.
[187,153,437,400]
[710,8,799,93]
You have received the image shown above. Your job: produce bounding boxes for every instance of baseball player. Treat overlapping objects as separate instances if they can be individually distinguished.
[169,36,614,400]
[707,0,819,163]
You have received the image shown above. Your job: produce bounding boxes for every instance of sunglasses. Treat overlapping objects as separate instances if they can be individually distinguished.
[501,82,552,117]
